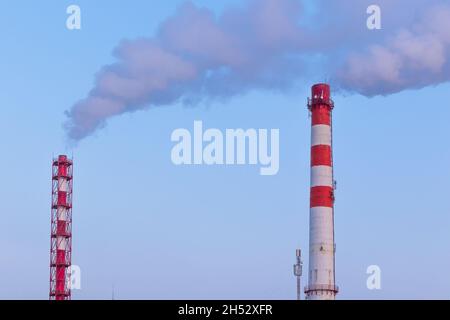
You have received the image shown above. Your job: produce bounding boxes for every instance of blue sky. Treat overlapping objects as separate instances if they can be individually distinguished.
[0,0,449,299]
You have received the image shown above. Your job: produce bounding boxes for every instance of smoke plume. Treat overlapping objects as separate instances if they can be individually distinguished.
[65,0,450,141]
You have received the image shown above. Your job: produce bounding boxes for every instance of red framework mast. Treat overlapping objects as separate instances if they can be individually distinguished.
[49,155,73,300]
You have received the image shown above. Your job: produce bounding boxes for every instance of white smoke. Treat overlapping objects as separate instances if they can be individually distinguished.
[64,0,450,141]
[337,3,450,95]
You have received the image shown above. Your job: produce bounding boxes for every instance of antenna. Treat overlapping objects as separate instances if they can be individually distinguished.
[293,249,303,300]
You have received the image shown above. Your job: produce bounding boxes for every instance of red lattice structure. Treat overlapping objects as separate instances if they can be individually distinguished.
[49,155,73,300]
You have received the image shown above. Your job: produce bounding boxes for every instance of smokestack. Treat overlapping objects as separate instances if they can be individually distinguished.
[49,155,73,300]
[304,84,338,300]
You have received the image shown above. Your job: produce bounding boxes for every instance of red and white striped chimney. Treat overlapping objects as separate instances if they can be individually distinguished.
[305,84,338,300]
[49,155,73,300]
